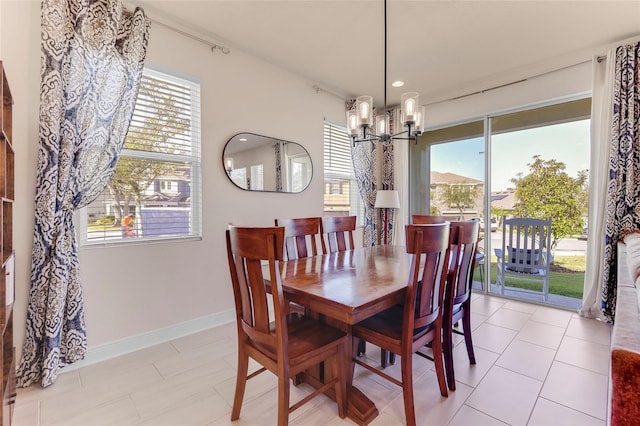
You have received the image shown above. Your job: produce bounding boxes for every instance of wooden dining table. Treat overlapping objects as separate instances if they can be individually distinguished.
[275,244,412,426]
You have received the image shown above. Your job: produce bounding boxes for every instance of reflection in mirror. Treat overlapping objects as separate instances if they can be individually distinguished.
[223,133,313,193]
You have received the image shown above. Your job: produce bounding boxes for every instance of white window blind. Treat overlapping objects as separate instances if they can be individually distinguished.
[323,121,363,224]
[80,67,202,244]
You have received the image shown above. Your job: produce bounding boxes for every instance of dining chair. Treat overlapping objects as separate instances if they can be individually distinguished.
[226,226,347,426]
[441,219,480,391]
[352,223,450,426]
[378,214,450,368]
[386,216,480,390]
[323,216,357,253]
[275,217,327,260]
[322,215,368,355]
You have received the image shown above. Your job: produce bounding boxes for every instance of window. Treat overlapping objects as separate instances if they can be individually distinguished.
[410,97,590,304]
[323,121,363,222]
[81,67,201,244]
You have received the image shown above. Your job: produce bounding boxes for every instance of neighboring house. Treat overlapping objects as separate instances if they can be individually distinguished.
[87,167,191,221]
[430,171,484,219]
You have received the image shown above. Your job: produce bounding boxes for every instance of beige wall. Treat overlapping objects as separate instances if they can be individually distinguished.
[1,1,346,361]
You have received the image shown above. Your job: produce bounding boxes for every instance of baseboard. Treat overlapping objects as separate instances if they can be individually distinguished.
[60,309,235,373]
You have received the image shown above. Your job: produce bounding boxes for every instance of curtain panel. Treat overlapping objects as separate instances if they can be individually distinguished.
[391,108,408,246]
[579,51,615,320]
[17,0,149,388]
[348,99,378,247]
[602,41,640,322]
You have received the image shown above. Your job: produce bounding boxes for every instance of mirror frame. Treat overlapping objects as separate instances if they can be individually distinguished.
[222,132,313,193]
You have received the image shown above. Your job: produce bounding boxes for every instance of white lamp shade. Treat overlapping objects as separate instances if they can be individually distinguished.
[375,190,400,209]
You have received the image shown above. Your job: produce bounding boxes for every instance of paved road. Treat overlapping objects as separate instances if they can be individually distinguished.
[487,231,587,255]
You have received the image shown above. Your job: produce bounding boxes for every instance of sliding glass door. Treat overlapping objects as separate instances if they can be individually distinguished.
[410,98,591,308]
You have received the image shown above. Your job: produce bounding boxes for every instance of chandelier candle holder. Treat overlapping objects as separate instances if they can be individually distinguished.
[347,0,426,146]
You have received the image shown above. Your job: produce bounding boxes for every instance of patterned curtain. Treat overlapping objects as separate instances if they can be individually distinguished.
[380,110,395,244]
[602,41,640,322]
[275,141,283,191]
[17,0,150,388]
[348,99,378,246]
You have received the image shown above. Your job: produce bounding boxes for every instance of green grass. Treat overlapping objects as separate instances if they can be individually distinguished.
[475,255,585,299]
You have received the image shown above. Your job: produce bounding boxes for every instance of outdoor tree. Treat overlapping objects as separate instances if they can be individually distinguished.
[511,155,588,250]
[107,75,190,225]
[439,183,481,216]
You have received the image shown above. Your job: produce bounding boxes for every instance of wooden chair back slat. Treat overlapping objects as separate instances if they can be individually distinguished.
[323,216,356,253]
[404,223,450,334]
[275,217,326,260]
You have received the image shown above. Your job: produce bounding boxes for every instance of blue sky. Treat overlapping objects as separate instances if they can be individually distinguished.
[431,119,590,191]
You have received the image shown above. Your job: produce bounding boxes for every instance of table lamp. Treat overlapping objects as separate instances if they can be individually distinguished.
[375,190,400,245]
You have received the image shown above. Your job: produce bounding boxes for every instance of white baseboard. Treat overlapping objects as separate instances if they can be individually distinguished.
[61,309,235,373]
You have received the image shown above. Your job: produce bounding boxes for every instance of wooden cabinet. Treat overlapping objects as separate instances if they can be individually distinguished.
[0,61,15,426]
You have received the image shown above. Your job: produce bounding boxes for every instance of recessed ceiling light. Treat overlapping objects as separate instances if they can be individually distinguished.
[391,81,404,88]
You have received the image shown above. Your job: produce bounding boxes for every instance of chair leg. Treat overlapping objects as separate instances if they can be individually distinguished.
[462,303,476,365]
[380,349,396,368]
[357,338,366,356]
[442,321,456,391]
[400,350,417,426]
[231,349,249,420]
[277,370,291,426]
[432,326,448,398]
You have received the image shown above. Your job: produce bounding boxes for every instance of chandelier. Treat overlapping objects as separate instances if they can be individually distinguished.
[347,0,425,145]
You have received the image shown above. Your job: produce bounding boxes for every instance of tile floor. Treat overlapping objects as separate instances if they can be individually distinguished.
[12,293,611,425]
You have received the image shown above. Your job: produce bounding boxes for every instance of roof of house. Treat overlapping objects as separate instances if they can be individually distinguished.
[491,191,517,210]
[430,171,483,185]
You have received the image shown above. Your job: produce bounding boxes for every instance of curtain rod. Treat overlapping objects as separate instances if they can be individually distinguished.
[127,7,230,54]
[426,57,601,106]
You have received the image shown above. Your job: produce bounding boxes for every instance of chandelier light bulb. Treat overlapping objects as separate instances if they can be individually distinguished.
[346,110,359,136]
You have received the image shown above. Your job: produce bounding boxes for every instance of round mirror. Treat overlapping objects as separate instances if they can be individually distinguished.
[222,133,313,193]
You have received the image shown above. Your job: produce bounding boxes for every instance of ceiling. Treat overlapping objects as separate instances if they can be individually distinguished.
[130,1,640,108]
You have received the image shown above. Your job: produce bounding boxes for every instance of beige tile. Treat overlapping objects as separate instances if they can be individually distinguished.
[15,370,82,406]
[502,300,540,314]
[565,316,612,346]
[470,312,490,331]
[529,306,572,328]
[44,395,139,426]
[381,370,474,425]
[471,323,518,354]
[528,397,605,426]
[79,363,164,393]
[540,361,608,420]
[210,381,325,425]
[448,404,508,426]
[466,366,543,426]
[215,367,279,408]
[38,380,132,426]
[485,308,531,331]
[516,320,566,350]
[352,374,402,412]
[450,344,499,388]
[471,298,506,316]
[170,325,236,354]
[154,339,237,378]
[131,368,225,419]
[355,352,435,391]
[12,399,40,426]
[495,339,555,381]
[136,392,231,426]
[81,342,178,380]
[555,335,610,375]
[288,392,351,426]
